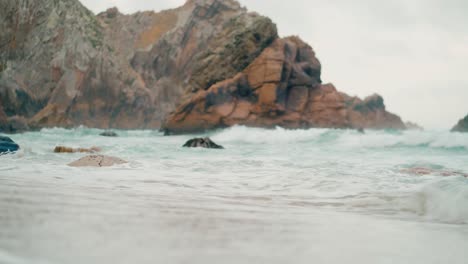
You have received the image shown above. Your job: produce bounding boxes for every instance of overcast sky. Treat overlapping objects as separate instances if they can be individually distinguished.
[80,0,468,129]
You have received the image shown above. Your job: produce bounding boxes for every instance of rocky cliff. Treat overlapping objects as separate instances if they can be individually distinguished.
[162,37,405,134]
[0,0,276,130]
[0,0,405,132]
[452,114,468,132]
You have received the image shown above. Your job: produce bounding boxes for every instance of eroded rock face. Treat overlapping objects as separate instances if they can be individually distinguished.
[183,137,224,149]
[162,37,405,134]
[68,155,127,167]
[452,114,468,133]
[1,0,404,132]
[0,0,277,130]
[0,136,19,154]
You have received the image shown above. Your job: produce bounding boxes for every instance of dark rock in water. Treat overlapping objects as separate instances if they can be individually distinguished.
[0,103,8,131]
[68,155,127,167]
[100,131,118,137]
[357,127,365,134]
[183,137,224,149]
[452,114,468,133]
[0,136,20,154]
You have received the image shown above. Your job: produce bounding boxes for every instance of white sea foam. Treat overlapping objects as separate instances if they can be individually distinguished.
[1,127,467,264]
[211,125,329,144]
[211,126,468,149]
[417,177,468,223]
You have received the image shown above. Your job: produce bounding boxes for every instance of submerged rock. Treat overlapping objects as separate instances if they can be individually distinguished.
[54,146,101,153]
[68,155,127,167]
[451,114,468,133]
[100,131,118,137]
[183,138,224,149]
[401,167,468,178]
[0,136,20,154]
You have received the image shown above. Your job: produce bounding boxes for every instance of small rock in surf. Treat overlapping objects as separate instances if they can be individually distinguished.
[54,146,101,153]
[68,155,127,167]
[183,137,224,149]
[0,136,20,154]
[100,131,118,137]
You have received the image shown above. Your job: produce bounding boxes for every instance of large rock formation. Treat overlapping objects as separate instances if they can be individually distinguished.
[0,0,276,130]
[162,37,405,134]
[452,114,468,133]
[0,0,404,133]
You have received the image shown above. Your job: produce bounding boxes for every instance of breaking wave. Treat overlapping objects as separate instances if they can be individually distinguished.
[211,126,468,150]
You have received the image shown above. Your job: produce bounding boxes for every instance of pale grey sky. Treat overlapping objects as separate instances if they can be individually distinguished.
[80,0,468,129]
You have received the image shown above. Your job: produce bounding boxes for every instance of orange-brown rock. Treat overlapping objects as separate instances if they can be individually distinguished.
[1,0,405,132]
[401,167,468,178]
[54,146,101,153]
[162,37,405,134]
[1,0,277,130]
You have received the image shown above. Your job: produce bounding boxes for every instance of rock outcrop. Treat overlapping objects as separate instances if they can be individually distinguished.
[183,137,224,149]
[1,0,405,133]
[162,37,405,134]
[452,114,468,133]
[68,155,127,167]
[54,146,101,153]
[100,131,118,137]
[0,136,19,154]
[0,0,277,130]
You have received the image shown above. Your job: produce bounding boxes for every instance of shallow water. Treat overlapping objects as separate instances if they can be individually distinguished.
[1,126,468,264]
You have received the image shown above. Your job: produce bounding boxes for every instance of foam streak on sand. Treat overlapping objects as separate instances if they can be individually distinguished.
[0,126,467,264]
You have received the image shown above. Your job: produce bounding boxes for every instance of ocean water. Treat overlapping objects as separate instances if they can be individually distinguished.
[0,126,467,264]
